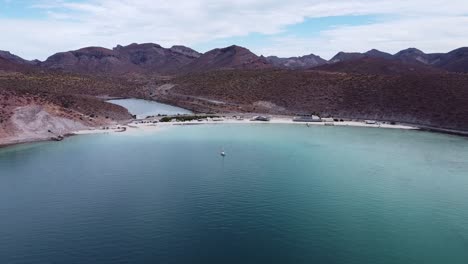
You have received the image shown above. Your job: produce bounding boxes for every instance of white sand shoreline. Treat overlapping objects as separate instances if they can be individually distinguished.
[72,116,418,136]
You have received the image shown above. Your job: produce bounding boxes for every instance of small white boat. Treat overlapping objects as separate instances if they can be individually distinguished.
[220,148,226,157]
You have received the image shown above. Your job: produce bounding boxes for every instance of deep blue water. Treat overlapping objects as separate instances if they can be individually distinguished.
[107,98,192,118]
[1,124,468,264]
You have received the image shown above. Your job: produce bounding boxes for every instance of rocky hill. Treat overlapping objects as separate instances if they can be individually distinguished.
[329,52,366,63]
[314,57,444,75]
[266,54,326,69]
[364,49,394,60]
[0,50,38,72]
[183,45,272,72]
[394,48,434,64]
[432,47,468,73]
[0,50,36,65]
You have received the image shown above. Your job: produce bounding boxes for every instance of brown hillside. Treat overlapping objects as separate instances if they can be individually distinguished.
[173,69,468,131]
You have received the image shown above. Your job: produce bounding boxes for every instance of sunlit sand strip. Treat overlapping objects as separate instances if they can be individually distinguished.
[72,116,417,137]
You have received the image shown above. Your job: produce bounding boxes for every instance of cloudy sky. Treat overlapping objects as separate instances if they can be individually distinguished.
[1,0,468,60]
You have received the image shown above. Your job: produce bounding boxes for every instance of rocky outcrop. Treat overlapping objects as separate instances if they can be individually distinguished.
[10,105,87,139]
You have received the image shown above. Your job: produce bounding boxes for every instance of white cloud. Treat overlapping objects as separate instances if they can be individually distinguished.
[255,16,468,59]
[1,0,468,60]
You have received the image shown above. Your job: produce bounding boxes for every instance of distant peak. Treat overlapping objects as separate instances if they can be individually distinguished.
[364,49,393,59]
[76,46,112,51]
[222,45,248,51]
[330,51,364,62]
[303,53,323,58]
[170,45,189,49]
[114,43,163,50]
[397,48,425,55]
[366,49,383,54]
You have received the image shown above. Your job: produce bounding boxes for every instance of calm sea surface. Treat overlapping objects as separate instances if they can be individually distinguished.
[1,124,468,264]
[107,98,192,118]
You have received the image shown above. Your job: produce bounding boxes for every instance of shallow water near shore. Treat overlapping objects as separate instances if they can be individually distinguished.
[1,124,468,264]
[107,98,192,118]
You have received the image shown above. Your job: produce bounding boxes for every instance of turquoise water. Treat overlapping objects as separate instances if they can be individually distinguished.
[1,124,468,263]
[107,98,192,118]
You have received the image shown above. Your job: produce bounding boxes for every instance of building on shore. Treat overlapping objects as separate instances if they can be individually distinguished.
[252,116,271,121]
[321,118,334,122]
[293,115,322,122]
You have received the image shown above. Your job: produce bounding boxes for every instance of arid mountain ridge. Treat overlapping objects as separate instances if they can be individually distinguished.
[2,43,468,74]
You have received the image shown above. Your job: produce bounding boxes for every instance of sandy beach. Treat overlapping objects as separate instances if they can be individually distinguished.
[0,113,429,149]
[72,116,418,136]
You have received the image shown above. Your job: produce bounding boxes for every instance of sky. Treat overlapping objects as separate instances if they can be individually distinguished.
[1,0,468,60]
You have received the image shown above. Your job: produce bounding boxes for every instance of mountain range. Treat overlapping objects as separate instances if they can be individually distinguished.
[2,42,468,145]
[1,43,468,75]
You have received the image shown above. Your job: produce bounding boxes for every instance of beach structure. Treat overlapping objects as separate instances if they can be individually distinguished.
[293,115,322,122]
[320,117,335,126]
[322,118,334,122]
[251,116,271,121]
